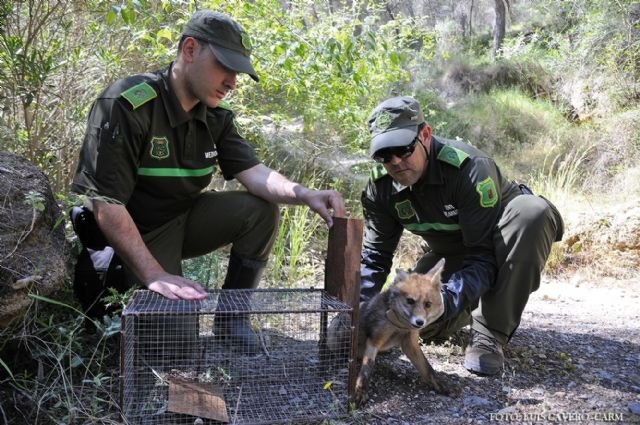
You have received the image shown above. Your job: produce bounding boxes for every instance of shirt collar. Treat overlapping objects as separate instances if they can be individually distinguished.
[392,180,407,192]
[159,63,208,128]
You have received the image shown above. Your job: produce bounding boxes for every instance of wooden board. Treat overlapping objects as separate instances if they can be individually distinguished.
[324,217,363,397]
[168,377,229,423]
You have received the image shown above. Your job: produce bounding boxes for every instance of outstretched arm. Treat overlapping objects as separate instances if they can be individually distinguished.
[92,201,208,300]
[235,164,346,227]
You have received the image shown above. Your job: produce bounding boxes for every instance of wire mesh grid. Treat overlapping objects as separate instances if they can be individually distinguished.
[121,289,353,425]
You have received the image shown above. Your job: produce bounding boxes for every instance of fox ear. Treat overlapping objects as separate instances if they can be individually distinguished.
[425,258,445,285]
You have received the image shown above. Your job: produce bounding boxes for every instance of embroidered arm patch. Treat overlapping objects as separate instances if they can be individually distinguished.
[476,177,498,208]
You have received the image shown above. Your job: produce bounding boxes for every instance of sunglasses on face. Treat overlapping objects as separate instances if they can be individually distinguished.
[372,139,419,163]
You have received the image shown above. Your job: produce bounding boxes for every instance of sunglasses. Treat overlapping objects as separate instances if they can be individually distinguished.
[372,138,419,163]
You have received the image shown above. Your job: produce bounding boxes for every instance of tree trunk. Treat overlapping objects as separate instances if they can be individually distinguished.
[492,0,506,60]
[469,0,474,35]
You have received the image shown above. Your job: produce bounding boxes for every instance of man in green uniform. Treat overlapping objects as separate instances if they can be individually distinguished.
[71,11,345,350]
[360,96,563,375]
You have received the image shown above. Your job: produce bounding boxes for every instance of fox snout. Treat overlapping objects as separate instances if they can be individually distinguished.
[412,316,426,328]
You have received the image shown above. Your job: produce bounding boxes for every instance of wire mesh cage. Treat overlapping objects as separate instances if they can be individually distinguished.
[120,288,354,425]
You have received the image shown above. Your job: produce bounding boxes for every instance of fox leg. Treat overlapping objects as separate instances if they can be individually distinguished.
[353,339,379,406]
[400,336,449,395]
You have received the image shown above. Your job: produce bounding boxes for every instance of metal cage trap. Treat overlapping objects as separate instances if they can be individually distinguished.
[120,288,354,425]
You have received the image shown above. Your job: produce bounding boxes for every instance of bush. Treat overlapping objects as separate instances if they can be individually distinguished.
[503,0,640,119]
[437,89,574,179]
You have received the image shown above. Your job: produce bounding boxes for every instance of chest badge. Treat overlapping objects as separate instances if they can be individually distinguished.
[395,199,416,219]
[150,137,170,160]
[476,177,498,208]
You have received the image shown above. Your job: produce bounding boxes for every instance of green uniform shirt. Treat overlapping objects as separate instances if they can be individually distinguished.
[72,63,259,234]
[360,136,522,297]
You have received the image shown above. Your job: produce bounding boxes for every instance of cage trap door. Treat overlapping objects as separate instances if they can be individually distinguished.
[324,217,362,396]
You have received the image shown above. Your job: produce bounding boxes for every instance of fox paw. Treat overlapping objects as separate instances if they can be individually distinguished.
[434,379,461,397]
[352,389,369,407]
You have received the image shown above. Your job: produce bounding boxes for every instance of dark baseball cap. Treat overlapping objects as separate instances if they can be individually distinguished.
[367,96,425,157]
[182,10,259,82]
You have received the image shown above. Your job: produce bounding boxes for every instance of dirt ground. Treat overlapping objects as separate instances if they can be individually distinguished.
[338,275,640,425]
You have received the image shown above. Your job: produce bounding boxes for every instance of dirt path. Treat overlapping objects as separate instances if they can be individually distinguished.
[346,276,640,425]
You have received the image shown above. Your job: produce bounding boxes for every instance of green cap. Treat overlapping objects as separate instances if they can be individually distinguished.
[367,96,424,157]
[182,10,259,82]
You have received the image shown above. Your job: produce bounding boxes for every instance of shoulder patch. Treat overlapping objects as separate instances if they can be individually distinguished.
[476,177,499,208]
[121,82,157,109]
[437,145,469,168]
[217,100,233,111]
[370,164,388,181]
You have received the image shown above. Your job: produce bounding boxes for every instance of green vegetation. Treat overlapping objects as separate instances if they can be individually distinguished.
[1,0,639,423]
[1,292,122,423]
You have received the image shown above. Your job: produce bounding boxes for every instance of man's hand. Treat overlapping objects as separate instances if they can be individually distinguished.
[235,164,347,227]
[146,273,208,300]
[301,189,346,227]
[93,201,208,301]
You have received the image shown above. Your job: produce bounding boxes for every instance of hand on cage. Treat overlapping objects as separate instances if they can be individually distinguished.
[146,273,208,300]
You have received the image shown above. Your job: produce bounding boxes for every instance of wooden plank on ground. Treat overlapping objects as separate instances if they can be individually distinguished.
[168,377,229,422]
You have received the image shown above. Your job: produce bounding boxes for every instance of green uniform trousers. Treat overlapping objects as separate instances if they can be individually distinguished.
[125,190,280,286]
[415,194,563,345]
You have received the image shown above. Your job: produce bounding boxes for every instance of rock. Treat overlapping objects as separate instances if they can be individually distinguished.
[497,405,517,415]
[0,151,70,326]
[463,395,493,408]
[562,200,640,278]
[598,369,615,382]
[629,402,640,415]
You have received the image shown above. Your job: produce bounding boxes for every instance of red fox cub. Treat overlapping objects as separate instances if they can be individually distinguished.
[349,259,455,406]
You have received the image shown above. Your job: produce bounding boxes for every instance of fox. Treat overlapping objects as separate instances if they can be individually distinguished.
[330,258,454,406]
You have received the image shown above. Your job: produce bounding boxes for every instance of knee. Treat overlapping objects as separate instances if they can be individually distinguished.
[246,195,280,230]
[507,196,552,233]
[499,195,559,258]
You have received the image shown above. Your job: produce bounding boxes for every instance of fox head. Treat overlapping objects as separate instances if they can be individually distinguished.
[386,258,445,330]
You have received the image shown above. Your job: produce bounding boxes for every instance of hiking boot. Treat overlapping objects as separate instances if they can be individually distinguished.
[213,253,266,355]
[213,308,260,355]
[464,330,504,375]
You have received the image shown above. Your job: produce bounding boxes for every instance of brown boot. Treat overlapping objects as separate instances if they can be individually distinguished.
[464,330,504,375]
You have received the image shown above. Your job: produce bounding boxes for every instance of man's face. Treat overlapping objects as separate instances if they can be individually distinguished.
[379,127,430,187]
[187,40,237,108]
